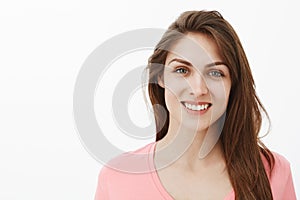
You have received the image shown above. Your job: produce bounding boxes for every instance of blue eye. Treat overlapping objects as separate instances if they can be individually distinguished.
[208,70,223,77]
[175,67,189,74]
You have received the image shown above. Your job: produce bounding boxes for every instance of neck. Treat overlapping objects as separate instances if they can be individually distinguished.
[155,117,225,171]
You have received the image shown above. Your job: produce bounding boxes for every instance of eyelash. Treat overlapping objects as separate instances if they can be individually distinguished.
[174,67,189,74]
[208,70,224,77]
[174,67,225,78]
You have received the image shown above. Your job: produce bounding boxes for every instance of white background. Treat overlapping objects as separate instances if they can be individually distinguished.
[0,0,299,199]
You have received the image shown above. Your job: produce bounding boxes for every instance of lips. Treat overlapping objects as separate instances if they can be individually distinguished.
[181,101,212,112]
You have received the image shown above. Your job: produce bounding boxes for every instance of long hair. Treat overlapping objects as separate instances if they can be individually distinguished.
[147,10,274,200]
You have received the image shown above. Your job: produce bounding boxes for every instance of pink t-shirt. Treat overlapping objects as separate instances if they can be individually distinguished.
[94,142,296,200]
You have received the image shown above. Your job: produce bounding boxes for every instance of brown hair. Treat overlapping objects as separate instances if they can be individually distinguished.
[147,10,274,200]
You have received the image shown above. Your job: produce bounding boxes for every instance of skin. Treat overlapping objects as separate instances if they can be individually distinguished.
[154,32,232,200]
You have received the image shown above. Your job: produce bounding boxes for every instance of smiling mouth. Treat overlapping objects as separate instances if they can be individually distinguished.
[181,102,212,111]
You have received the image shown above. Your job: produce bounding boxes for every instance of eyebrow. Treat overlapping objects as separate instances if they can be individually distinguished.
[167,58,227,68]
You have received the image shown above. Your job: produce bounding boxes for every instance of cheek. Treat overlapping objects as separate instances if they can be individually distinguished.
[164,86,182,105]
[164,88,180,116]
[163,75,188,98]
[163,79,187,112]
[207,80,231,107]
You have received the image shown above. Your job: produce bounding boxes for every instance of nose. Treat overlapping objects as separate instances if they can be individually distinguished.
[189,72,208,97]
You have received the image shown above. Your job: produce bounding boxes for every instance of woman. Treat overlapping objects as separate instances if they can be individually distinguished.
[95,10,296,200]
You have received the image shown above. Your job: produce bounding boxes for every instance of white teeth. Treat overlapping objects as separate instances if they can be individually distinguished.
[192,105,197,110]
[184,103,210,111]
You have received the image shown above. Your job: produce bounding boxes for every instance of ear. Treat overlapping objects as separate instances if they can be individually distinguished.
[158,75,165,88]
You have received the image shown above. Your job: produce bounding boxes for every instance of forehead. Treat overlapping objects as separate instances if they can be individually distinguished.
[166,32,223,66]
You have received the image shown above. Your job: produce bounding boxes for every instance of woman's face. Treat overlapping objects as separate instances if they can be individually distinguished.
[159,32,231,133]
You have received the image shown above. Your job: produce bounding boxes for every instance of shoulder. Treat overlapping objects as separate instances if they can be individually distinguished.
[270,151,292,177]
[261,151,291,177]
[95,142,158,199]
[266,151,297,199]
[98,142,156,179]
